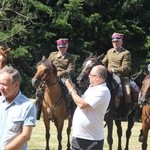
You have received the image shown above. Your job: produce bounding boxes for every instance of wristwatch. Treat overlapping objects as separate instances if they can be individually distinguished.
[69,88,74,94]
[69,88,77,94]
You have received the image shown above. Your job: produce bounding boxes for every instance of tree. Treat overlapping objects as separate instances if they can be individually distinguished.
[0,0,149,96]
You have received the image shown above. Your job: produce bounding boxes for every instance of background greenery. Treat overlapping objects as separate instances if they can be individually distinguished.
[0,0,150,97]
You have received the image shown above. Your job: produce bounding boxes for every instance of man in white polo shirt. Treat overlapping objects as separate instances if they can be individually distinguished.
[65,65,110,150]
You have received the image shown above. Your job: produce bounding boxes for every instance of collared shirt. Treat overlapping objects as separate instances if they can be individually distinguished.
[72,83,110,140]
[0,91,37,150]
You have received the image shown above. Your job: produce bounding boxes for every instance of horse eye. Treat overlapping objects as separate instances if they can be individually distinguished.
[44,69,49,73]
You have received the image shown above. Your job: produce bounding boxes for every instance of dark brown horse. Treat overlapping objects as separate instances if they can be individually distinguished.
[32,56,72,150]
[76,56,139,150]
[138,74,150,150]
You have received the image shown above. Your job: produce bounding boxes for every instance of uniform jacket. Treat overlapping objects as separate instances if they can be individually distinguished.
[102,47,131,77]
[48,51,75,78]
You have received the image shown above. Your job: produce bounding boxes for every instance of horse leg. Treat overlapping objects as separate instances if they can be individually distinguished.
[55,119,64,150]
[43,116,50,150]
[124,113,134,150]
[106,119,113,150]
[115,120,122,150]
[66,118,72,150]
[141,126,149,150]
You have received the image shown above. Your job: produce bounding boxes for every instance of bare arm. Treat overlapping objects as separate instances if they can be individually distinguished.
[65,79,90,109]
[5,126,33,150]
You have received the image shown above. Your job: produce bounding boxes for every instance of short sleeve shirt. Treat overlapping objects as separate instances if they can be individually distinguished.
[72,83,110,140]
[0,91,37,150]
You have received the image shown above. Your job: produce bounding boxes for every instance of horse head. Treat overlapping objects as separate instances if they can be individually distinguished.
[76,56,102,88]
[32,56,57,89]
[0,43,11,69]
[139,75,150,104]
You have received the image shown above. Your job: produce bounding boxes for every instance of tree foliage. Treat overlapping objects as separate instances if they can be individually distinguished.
[0,0,149,96]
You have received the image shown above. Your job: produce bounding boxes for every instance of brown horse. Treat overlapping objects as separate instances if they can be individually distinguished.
[138,74,150,150]
[77,56,139,150]
[0,44,11,69]
[32,56,72,150]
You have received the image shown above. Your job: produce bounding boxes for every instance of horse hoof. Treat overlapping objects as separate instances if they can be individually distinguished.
[139,134,144,142]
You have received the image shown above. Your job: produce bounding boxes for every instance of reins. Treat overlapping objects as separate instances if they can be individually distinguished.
[130,70,142,81]
[49,91,64,122]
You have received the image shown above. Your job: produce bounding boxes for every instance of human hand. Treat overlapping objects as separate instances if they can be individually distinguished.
[57,71,62,77]
[65,79,73,91]
[108,68,113,73]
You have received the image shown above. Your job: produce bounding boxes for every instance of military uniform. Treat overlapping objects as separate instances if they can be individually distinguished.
[48,51,75,79]
[102,47,131,103]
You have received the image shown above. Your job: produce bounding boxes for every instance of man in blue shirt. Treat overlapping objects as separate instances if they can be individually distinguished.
[0,66,37,150]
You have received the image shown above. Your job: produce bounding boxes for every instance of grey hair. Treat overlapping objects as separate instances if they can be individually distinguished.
[0,65,21,84]
[95,65,107,80]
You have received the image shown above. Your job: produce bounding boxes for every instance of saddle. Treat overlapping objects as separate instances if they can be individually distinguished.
[112,74,139,120]
[112,74,140,105]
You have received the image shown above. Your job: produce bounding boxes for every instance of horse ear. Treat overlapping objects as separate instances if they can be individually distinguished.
[4,48,11,54]
[89,53,94,58]
[97,53,105,60]
[42,55,46,60]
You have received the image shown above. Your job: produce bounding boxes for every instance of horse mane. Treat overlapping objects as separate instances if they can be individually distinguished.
[82,56,103,68]
[37,56,57,76]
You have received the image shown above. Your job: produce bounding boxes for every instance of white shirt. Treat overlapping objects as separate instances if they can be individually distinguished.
[72,83,110,140]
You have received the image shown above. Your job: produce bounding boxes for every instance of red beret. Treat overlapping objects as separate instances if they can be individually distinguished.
[112,33,123,41]
[56,38,69,47]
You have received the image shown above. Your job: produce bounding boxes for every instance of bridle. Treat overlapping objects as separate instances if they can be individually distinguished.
[37,63,58,87]
[77,59,99,86]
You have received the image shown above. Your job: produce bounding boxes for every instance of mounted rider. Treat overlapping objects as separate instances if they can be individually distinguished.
[35,38,76,120]
[102,32,131,120]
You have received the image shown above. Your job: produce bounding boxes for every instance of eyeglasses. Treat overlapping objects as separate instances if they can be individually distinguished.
[89,74,97,78]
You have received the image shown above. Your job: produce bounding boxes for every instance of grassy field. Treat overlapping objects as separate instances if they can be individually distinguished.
[27,117,150,150]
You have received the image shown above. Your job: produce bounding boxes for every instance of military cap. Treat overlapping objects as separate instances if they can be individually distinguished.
[112,33,124,41]
[56,38,69,47]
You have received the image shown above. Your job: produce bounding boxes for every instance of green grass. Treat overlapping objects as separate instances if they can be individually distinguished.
[27,116,150,150]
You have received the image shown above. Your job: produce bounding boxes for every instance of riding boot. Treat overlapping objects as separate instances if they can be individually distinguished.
[133,104,142,122]
[36,101,42,120]
[65,93,72,109]
[59,77,71,110]
[35,88,44,120]
[122,102,130,121]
